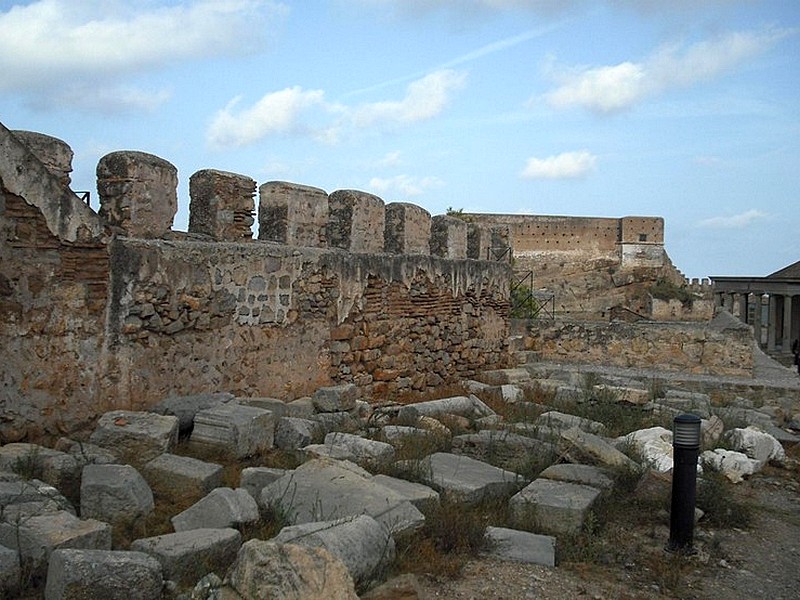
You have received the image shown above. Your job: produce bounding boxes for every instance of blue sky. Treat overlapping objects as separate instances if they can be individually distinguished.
[1,0,798,279]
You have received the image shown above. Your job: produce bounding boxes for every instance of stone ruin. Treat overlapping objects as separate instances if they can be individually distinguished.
[1,122,799,599]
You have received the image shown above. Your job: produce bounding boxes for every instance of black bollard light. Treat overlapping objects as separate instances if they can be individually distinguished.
[668,413,702,553]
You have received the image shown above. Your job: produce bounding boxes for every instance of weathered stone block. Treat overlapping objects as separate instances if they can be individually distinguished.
[370,474,440,513]
[259,181,329,247]
[80,464,154,525]
[189,169,256,241]
[384,202,431,255]
[327,189,385,253]
[466,222,492,260]
[149,392,233,437]
[509,478,601,535]
[97,150,178,237]
[274,515,395,586]
[90,410,179,465]
[171,488,259,532]
[260,459,425,537]
[312,383,357,413]
[44,548,162,600]
[0,510,112,576]
[417,452,524,505]
[240,466,288,500]
[142,453,223,502]
[275,416,323,450]
[191,403,276,458]
[484,526,556,566]
[323,432,396,467]
[451,430,555,472]
[226,540,358,600]
[131,528,242,588]
[539,463,615,490]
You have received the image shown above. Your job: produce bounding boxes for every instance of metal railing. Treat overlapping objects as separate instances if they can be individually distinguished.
[510,271,555,320]
[76,191,91,206]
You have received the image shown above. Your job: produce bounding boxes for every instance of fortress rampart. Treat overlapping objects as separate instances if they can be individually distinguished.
[0,123,511,441]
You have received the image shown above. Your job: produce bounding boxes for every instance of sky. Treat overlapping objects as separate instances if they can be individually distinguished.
[1,0,798,280]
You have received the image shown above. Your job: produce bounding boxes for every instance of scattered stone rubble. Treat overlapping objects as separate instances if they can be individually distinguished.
[0,359,796,599]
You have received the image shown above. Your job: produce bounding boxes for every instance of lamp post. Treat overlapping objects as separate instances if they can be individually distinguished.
[668,413,701,553]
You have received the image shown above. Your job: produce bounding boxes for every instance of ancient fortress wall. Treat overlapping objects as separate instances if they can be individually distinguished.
[0,124,511,442]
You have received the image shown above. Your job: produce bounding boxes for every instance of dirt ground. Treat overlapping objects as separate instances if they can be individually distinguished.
[417,457,800,600]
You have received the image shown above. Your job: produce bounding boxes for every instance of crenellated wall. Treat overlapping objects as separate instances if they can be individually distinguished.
[0,123,512,442]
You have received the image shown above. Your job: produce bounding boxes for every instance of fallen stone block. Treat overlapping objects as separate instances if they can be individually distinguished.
[451,429,555,472]
[380,425,440,449]
[476,368,531,385]
[226,539,358,600]
[44,548,162,600]
[484,526,556,567]
[239,396,292,416]
[560,427,639,470]
[0,510,111,578]
[149,392,234,437]
[311,411,360,434]
[191,403,276,458]
[273,515,395,587]
[537,411,606,436]
[240,466,288,500]
[142,453,223,502]
[397,395,495,423]
[593,384,650,405]
[370,475,440,513]
[260,458,425,537]
[509,478,601,535]
[538,464,614,490]
[302,443,356,462]
[312,384,357,413]
[701,449,759,483]
[417,452,524,505]
[131,527,242,588]
[0,478,74,516]
[275,417,323,450]
[80,464,154,526]
[618,426,674,472]
[171,487,259,532]
[90,410,179,465]
[724,426,786,467]
[323,432,396,467]
[54,438,118,467]
[0,443,81,491]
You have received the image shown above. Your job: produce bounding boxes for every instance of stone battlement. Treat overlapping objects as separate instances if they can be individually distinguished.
[0,124,513,442]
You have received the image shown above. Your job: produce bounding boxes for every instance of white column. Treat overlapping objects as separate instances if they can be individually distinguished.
[751,293,762,347]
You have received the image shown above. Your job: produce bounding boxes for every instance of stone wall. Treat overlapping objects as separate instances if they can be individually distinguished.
[109,242,510,407]
[527,316,753,377]
[0,123,512,442]
[463,212,700,320]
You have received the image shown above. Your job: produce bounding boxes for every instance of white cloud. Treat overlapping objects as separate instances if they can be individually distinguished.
[206,70,465,148]
[544,28,790,113]
[207,87,331,148]
[376,151,403,168]
[696,209,768,229]
[0,0,285,92]
[351,70,467,128]
[368,174,443,197]
[520,150,596,179]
